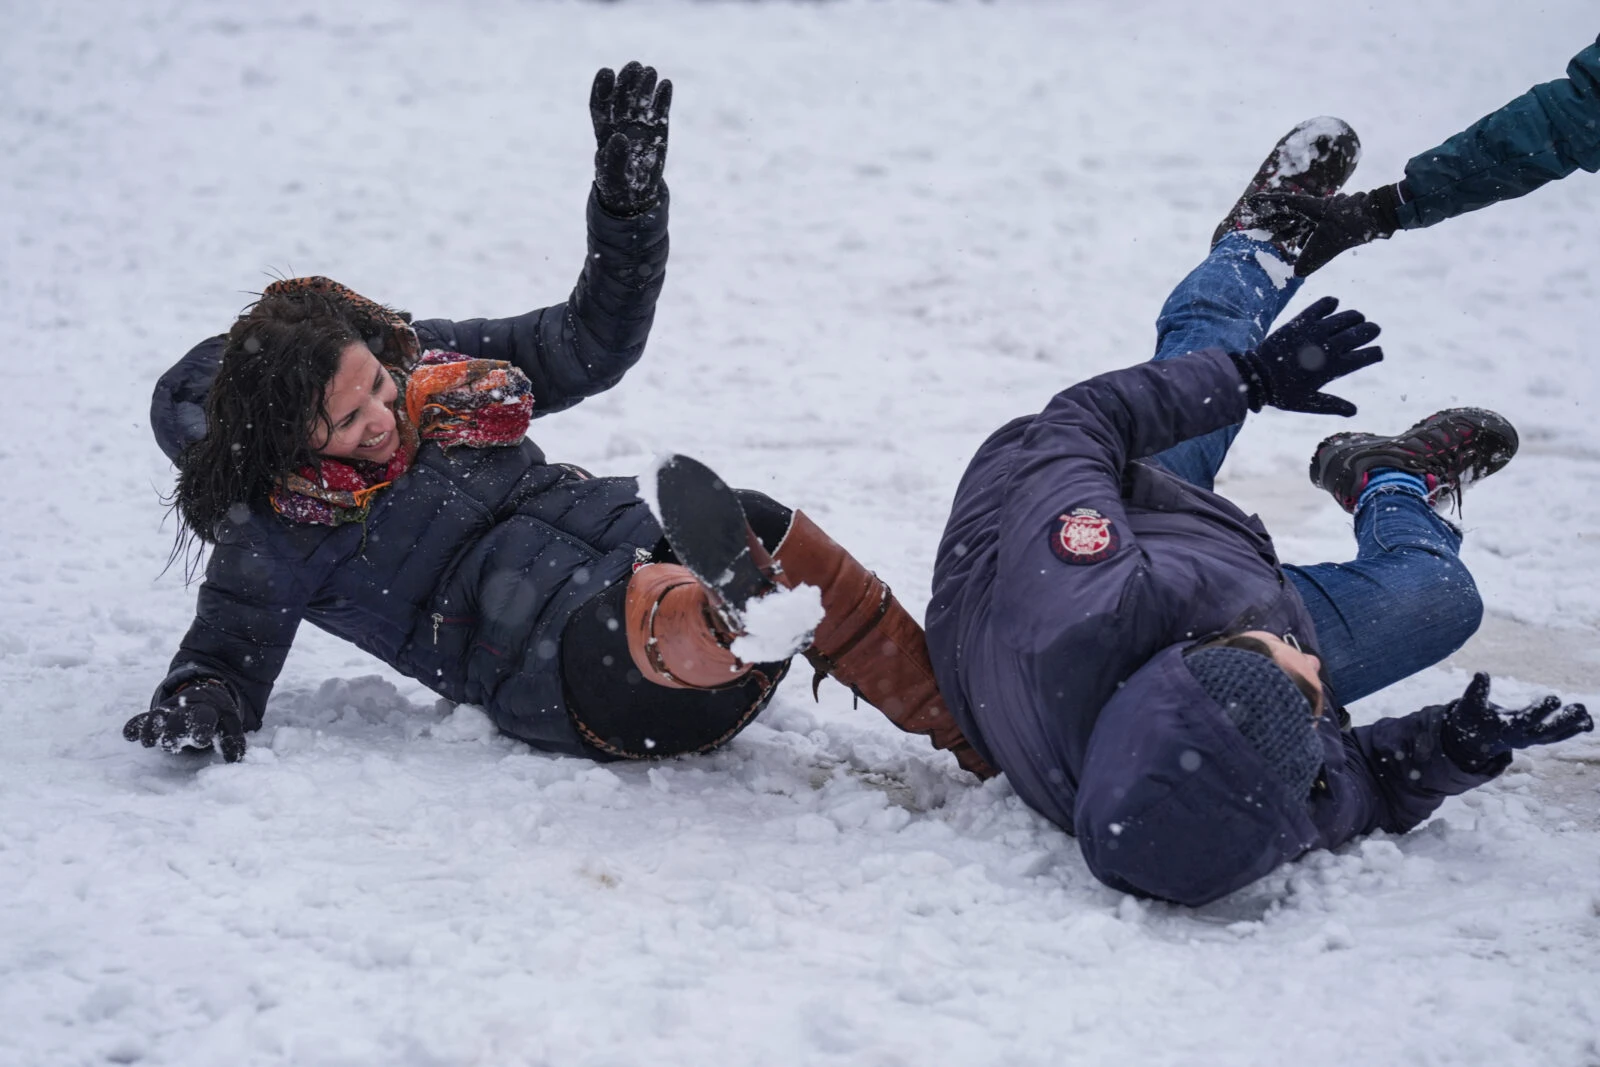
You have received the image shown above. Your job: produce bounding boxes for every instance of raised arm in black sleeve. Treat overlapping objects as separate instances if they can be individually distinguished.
[410,188,670,416]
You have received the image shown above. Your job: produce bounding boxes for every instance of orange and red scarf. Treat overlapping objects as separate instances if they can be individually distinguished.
[249,276,535,528]
[270,349,535,527]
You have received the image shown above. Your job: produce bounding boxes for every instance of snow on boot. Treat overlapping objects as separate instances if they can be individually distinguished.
[1308,407,1519,513]
[625,454,783,690]
[640,453,996,778]
[768,511,998,780]
[1211,117,1362,253]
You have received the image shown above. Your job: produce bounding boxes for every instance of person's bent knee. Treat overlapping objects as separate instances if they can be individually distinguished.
[1433,553,1484,655]
[1397,548,1484,663]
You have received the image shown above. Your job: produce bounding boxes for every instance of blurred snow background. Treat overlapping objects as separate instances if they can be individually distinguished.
[2,1,1598,1064]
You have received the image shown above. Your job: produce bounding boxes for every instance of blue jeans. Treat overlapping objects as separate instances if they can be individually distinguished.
[1145,234,1483,705]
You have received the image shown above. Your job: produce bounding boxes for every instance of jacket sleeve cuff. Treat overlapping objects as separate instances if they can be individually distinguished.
[1413,705,1512,794]
[587,183,670,251]
[1392,179,1425,231]
[152,664,254,729]
[1181,347,1256,435]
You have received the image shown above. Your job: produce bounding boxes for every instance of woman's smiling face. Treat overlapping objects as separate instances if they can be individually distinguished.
[312,341,400,464]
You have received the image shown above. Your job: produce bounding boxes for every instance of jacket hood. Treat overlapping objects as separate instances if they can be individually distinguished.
[1073,644,1321,906]
[151,335,226,464]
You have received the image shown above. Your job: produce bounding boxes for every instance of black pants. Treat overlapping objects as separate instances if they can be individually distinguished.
[561,491,794,759]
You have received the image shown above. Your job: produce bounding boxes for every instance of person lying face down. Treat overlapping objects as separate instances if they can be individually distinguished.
[925,118,1592,907]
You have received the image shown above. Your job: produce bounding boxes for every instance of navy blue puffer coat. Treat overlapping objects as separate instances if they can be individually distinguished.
[926,350,1504,905]
[149,191,669,756]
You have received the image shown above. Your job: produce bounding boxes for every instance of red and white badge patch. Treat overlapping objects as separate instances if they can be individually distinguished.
[1050,507,1119,564]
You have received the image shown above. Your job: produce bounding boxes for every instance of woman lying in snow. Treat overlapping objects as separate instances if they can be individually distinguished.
[128,63,991,777]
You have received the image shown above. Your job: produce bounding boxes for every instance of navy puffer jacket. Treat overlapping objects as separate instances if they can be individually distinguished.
[927,350,1504,905]
[149,191,669,756]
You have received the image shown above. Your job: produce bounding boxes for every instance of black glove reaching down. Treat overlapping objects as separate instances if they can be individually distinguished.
[124,680,248,763]
[1228,296,1384,417]
[1249,185,1404,277]
[1440,672,1592,772]
[589,61,672,217]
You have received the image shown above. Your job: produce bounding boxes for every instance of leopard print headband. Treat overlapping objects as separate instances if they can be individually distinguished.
[260,275,420,366]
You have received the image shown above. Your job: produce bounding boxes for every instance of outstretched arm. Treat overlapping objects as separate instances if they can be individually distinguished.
[984,348,1250,640]
[1397,36,1600,229]
[142,519,319,751]
[1000,296,1380,535]
[1002,348,1252,530]
[985,301,1380,639]
[1313,706,1501,845]
[409,187,669,416]
[1267,36,1600,275]
[1313,674,1591,845]
[410,61,672,416]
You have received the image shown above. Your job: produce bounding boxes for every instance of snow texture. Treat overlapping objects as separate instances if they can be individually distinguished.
[3,2,1599,1065]
[731,582,825,663]
[1269,115,1362,186]
[1254,247,1297,290]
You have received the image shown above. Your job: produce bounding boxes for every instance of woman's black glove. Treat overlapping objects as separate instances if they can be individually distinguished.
[1228,296,1383,417]
[589,61,672,217]
[1440,672,1592,771]
[123,680,247,763]
[1249,185,1403,277]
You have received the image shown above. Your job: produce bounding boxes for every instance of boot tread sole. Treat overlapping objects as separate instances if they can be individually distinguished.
[655,454,770,611]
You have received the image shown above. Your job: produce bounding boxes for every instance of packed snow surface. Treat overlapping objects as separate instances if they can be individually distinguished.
[3,1,1599,1065]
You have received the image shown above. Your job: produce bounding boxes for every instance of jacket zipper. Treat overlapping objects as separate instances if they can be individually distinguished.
[431,612,473,645]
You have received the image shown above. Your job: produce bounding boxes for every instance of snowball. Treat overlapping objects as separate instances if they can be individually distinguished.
[730,582,825,663]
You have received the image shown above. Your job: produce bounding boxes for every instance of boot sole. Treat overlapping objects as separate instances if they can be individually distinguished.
[654,454,771,612]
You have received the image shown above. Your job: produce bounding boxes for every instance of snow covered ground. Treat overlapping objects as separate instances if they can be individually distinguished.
[4,1,1599,1063]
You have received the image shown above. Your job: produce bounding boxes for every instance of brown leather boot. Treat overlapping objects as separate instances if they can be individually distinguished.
[767,512,997,780]
[624,562,753,690]
[634,452,995,779]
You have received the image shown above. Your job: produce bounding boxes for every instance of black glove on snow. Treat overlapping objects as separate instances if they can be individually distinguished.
[123,680,248,763]
[1228,295,1383,417]
[1440,672,1593,771]
[1249,185,1403,277]
[589,61,672,217]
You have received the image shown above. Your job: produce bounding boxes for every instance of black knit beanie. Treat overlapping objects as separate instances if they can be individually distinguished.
[1185,647,1323,800]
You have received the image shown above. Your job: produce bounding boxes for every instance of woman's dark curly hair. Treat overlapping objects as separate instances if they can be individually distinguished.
[170,288,413,553]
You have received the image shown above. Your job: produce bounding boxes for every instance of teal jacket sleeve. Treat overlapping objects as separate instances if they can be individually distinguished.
[1397,36,1600,229]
